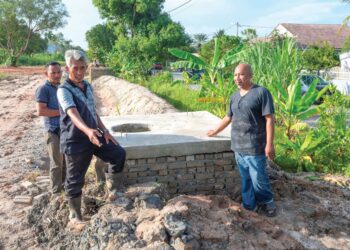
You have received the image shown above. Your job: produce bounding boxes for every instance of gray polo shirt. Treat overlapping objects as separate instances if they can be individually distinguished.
[227,84,274,155]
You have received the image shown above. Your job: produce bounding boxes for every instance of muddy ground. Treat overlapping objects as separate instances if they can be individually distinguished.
[0,68,349,249]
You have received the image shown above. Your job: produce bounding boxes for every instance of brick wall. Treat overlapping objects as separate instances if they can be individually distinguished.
[124,151,240,195]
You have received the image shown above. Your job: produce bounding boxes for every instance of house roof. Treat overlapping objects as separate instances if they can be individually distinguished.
[277,23,350,49]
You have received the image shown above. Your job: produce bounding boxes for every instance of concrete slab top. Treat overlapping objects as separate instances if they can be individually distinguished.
[101,111,232,158]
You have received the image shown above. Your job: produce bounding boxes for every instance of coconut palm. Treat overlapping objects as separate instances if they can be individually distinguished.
[192,33,208,51]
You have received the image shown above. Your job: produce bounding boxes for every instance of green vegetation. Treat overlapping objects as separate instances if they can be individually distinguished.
[145,35,350,177]
[302,42,339,72]
[86,24,116,64]
[17,53,64,66]
[169,38,242,115]
[0,1,347,177]
[90,0,191,80]
[0,0,68,66]
[238,37,302,90]
[144,72,227,117]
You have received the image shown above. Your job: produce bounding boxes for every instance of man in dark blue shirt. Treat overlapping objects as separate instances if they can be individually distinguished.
[208,63,276,217]
[35,61,65,194]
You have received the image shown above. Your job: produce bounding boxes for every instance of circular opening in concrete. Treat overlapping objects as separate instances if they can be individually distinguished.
[111,123,150,133]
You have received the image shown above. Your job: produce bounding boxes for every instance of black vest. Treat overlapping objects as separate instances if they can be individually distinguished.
[59,80,97,155]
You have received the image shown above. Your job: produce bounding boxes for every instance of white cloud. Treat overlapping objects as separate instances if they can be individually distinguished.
[254,1,343,28]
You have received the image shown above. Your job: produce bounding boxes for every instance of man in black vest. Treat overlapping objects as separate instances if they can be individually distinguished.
[57,50,126,230]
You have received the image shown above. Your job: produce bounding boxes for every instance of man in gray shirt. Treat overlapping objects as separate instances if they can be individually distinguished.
[208,63,276,217]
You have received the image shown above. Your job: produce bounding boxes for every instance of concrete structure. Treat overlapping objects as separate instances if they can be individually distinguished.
[101,111,239,195]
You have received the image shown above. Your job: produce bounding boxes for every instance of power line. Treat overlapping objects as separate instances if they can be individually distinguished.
[240,24,274,29]
[166,0,193,13]
[225,22,274,37]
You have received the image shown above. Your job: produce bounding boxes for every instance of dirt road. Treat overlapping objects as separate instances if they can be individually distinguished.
[0,72,47,249]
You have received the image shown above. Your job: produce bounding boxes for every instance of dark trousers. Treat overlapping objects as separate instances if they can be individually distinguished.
[65,141,126,199]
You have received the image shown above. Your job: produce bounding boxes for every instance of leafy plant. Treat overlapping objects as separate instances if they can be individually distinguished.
[269,77,329,138]
[311,90,350,174]
[302,41,339,72]
[169,38,242,115]
[238,37,302,90]
[278,130,324,172]
[145,71,224,116]
[170,38,242,85]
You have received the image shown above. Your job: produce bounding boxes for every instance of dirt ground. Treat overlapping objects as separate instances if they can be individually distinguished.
[0,69,350,249]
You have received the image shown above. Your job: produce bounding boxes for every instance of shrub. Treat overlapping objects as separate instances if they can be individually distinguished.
[17,53,64,66]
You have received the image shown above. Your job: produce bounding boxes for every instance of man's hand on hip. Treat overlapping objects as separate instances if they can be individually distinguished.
[86,128,102,147]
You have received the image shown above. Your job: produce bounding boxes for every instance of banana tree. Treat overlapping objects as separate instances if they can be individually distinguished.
[279,131,324,172]
[169,38,243,93]
[269,77,330,138]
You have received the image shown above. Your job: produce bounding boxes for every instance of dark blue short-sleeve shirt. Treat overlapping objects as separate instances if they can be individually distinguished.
[35,81,60,133]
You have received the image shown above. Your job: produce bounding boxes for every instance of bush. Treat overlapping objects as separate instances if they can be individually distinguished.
[17,53,64,66]
[275,90,350,176]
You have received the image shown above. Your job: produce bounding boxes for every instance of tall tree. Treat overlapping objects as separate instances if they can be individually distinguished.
[200,35,243,62]
[26,33,48,54]
[0,0,68,66]
[92,0,164,37]
[214,29,225,38]
[91,0,191,79]
[241,28,257,41]
[86,23,117,63]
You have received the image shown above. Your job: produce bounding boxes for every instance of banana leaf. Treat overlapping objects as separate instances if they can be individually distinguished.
[211,38,221,68]
[296,107,320,120]
[169,48,206,67]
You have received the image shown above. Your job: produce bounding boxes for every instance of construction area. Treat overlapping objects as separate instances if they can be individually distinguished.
[0,69,349,249]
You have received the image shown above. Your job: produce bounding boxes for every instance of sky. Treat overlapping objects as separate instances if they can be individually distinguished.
[60,0,350,49]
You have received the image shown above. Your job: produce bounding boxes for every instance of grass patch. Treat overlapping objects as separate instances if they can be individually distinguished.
[17,53,65,66]
[144,72,227,117]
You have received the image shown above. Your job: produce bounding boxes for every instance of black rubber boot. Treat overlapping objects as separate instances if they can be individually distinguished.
[68,196,83,221]
[105,172,125,200]
[94,158,107,184]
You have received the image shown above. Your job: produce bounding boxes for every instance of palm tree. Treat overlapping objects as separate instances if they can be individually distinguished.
[342,0,350,25]
[241,28,257,41]
[192,33,208,51]
[214,29,225,38]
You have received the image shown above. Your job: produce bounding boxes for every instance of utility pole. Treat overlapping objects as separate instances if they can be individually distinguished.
[235,22,240,37]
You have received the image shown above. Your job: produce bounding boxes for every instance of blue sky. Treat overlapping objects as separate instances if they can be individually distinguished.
[60,0,350,49]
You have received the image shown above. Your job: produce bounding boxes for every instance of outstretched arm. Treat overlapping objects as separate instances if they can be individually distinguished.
[66,108,103,147]
[207,115,232,137]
